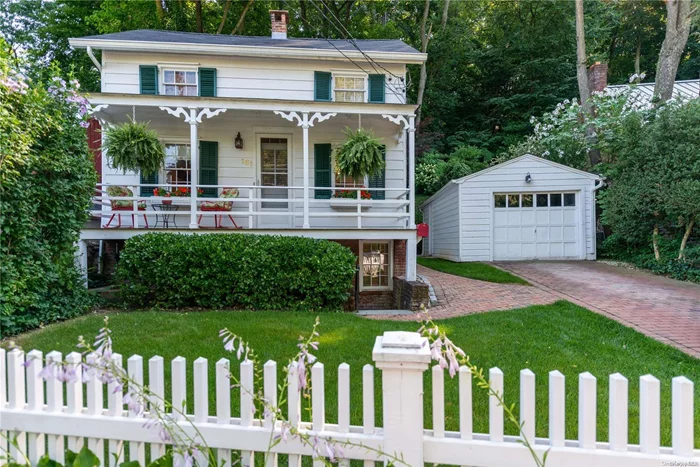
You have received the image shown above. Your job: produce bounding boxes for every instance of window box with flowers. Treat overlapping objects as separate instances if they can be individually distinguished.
[329,189,373,210]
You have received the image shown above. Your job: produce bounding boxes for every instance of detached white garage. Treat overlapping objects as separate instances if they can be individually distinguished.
[420,154,603,261]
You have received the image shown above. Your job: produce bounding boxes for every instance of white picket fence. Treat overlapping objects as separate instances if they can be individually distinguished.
[0,331,697,467]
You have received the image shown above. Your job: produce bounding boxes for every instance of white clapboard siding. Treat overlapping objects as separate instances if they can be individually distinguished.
[1,347,697,467]
[100,51,407,104]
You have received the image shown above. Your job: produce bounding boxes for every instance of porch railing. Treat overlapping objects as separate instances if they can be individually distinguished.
[90,183,411,230]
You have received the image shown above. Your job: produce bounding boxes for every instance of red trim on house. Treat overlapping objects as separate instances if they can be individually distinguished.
[87,118,102,181]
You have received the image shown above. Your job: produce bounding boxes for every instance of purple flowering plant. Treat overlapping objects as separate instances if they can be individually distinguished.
[418,309,547,467]
[5,311,545,467]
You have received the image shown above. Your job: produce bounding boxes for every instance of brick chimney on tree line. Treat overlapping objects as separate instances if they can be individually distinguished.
[270,10,288,40]
[587,62,608,93]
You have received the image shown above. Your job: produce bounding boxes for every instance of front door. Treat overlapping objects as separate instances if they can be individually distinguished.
[257,137,292,228]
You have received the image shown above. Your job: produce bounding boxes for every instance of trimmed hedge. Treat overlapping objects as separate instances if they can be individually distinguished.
[115,233,357,310]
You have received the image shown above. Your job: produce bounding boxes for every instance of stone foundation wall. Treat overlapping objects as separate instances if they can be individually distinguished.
[392,277,430,311]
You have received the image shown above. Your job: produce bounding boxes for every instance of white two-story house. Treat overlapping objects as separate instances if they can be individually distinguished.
[70,11,427,310]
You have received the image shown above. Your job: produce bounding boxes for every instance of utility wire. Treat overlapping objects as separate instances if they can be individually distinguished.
[307,0,409,104]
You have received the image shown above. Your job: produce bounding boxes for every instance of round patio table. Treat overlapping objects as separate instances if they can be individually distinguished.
[152,203,179,228]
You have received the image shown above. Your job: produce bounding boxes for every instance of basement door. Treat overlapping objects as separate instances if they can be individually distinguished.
[492,192,580,260]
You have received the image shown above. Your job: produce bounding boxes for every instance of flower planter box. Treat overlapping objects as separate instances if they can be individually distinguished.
[330,199,373,210]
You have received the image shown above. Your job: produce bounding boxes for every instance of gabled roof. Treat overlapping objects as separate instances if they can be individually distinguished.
[69,30,426,64]
[420,154,602,209]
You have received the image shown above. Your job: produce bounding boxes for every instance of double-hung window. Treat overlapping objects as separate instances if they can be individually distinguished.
[164,143,192,186]
[361,241,392,290]
[334,75,366,102]
[163,69,197,96]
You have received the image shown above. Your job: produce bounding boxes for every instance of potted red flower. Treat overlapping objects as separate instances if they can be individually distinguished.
[153,187,172,204]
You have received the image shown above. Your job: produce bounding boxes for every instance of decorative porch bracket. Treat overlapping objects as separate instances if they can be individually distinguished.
[273,111,337,229]
[383,114,417,281]
[160,106,228,228]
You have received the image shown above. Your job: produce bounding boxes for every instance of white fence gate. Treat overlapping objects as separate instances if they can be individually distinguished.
[1,331,697,467]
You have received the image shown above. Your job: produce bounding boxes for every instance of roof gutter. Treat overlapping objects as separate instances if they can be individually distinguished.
[86,46,102,73]
[69,38,428,65]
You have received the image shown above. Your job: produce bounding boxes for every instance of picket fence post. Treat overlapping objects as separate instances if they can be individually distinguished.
[372,331,431,467]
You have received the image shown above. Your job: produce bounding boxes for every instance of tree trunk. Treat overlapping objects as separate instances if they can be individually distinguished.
[195,0,203,33]
[216,0,232,34]
[634,35,641,77]
[653,224,661,261]
[654,0,693,102]
[441,0,450,31]
[575,0,590,113]
[679,218,695,260]
[155,0,164,27]
[575,0,600,166]
[231,0,255,35]
[415,0,431,128]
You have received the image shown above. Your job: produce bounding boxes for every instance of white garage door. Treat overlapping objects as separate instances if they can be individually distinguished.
[493,192,580,260]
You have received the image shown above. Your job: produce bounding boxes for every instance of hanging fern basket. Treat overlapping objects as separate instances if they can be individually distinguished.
[334,127,385,180]
[103,120,165,174]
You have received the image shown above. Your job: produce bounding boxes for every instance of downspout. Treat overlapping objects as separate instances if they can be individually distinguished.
[87,46,102,73]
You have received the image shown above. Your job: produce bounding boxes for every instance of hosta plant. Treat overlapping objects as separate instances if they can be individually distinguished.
[103,119,165,175]
[334,127,385,180]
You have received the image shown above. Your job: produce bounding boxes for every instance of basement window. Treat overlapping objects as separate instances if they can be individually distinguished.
[360,241,392,290]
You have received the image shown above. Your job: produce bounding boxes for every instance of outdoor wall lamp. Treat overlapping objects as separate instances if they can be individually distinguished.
[235,132,243,149]
[525,172,532,183]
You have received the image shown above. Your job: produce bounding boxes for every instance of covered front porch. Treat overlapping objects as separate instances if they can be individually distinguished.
[89,93,417,231]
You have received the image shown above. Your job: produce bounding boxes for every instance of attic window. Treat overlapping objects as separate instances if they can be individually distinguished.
[163,69,197,96]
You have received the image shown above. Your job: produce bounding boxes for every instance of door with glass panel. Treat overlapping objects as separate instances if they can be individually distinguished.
[257,137,291,228]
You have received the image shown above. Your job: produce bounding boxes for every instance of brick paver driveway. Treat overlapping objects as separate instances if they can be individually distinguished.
[415,264,557,318]
[497,261,700,357]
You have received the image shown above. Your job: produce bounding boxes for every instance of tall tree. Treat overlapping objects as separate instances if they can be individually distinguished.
[654,0,694,102]
[575,0,590,112]
[195,0,203,32]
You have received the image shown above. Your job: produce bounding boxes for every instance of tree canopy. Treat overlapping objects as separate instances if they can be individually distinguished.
[1,0,697,156]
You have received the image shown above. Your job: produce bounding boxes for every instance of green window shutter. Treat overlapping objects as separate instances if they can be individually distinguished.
[139,65,158,95]
[198,68,217,97]
[314,71,332,101]
[199,141,219,198]
[140,171,158,197]
[368,74,386,103]
[314,144,332,199]
[368,146,386,200]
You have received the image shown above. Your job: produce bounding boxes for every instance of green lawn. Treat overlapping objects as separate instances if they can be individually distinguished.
[7,302,699,447]
[418,257,529,285]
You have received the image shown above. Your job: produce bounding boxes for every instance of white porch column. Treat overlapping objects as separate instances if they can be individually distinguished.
[188,108,199,229]
[301,112,311,229]
[273,111,336,229]
[406,116,417,281]
[75,240,88,287]
[159,107,227,229]
[408,116,416,229]
[372,331,430,467]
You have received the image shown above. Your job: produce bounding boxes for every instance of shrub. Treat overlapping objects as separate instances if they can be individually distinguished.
[115,233,357,310]
[0,43,98,337]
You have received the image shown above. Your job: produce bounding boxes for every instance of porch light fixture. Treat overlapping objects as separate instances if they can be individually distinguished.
[525,172,532,183]
[235,132,243,149]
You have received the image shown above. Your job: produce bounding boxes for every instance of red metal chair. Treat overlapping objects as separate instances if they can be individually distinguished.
[105,186,149,228]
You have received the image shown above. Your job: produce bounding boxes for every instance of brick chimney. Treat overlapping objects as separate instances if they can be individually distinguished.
[587,62,608,93]
[270,10,288,40]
